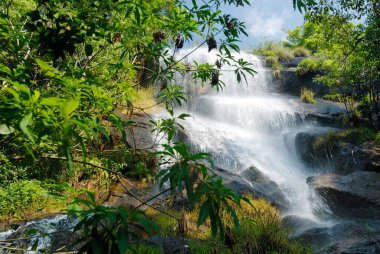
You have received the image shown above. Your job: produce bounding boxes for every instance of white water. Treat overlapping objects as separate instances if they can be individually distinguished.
[174,47,332,224]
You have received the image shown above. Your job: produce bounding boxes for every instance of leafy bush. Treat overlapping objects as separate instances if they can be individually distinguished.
[296,57,323,75]
[0,180,48,217]
[293,46,311,57]
[300,87,317,104]
[323,93,344,102]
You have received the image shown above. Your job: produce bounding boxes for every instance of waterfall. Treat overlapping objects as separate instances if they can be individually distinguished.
[173,47,330,223]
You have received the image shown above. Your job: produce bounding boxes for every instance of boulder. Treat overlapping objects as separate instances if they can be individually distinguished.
[295,220,380,254]
[148,236,190,254]
[295,129,334,166]
[307,171,380,219]
[281,215,319,235]
[271,68,330,97]
[218,166,291,211]
[324,141,380,175]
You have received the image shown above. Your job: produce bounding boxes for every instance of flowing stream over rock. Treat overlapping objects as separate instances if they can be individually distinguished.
[0,48,352,253]
[173,48,335,226]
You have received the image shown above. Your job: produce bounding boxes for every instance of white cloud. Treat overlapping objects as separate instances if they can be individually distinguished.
[245,10,290,41]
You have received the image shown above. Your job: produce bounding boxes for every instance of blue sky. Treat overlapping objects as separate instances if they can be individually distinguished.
[184,0,305,49]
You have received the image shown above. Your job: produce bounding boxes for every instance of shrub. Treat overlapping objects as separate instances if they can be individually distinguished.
[293,46,311,57]
[300,87,317,104]
[0,180,48,217]
[323,93,343,102]
[296,57,325,75]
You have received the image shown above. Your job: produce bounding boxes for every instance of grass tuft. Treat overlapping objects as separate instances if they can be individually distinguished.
[300,87,317,104]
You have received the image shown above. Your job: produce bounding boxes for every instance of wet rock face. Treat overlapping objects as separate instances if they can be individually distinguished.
[295,129,333,167]
[217,166,291,211]
[295,220,380,254]
[307,171,380,219]
[295,129,380,174]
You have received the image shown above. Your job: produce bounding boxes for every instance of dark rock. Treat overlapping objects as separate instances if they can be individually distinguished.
[307,171,380,219]
[295,220,380,254]
[271,68,330,97]
[323,141,380,175]
[218,166,291,211]
[279,57,306,68]
[148,236,190,254]
[281,215,318,235]
[295,128,335,166]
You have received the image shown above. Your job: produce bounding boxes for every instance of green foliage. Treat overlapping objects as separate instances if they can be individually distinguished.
[296,57,324,75]
[293,46,311,57]
[69,191,159,254]
[323,93,344,102]
[314,128,377,152]
[157,142,250,239]
[375,132,380,144]
[287,2,380,128]
[148,197,311,254]
[254,41,294,61]
[300,87,316,104]
[0,180,47,217]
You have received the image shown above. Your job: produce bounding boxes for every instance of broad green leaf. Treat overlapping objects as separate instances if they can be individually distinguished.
[40,97,65,106]
[20,113,34,142]
[0,124,15,135]
[0,64,11,75]
[36,58,55,72]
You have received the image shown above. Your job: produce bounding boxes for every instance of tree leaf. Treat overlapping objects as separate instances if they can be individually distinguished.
[20,113,34,142]
[0,124,15,135]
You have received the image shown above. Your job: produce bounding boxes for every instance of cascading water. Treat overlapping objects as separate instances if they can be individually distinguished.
[173,47,333,225]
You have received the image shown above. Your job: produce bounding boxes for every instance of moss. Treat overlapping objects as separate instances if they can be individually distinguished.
[314,127,377,152]
[300,87,317,104]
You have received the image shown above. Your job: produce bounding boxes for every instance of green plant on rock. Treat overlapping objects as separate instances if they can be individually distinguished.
[300,87,316,104]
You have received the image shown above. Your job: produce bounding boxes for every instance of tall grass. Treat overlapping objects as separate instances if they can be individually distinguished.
[146,196,312,254]
[300,87,317,104]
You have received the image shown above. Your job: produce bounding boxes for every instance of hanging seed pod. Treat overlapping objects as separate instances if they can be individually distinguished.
[224,226,237,248]
[153,31,165,42]
[207,36,217,52]
[112,32,122,43]
[215,60,222,69]
[178,213,189,237]
[175,34,184,49]
[185,62,192,73]
[211,69,219,87]
[227,20,236,31]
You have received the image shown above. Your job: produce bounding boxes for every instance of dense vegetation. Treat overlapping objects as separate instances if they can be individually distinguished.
[290,1,379,129]
[0,0,319,253]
